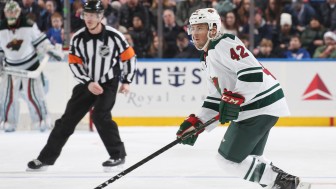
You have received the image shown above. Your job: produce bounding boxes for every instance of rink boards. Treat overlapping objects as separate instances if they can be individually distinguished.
[17,59,336,127]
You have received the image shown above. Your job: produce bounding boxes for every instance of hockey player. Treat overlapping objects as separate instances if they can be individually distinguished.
[0,1,63,132]
[27,0,136,172]
[176,8,310,189]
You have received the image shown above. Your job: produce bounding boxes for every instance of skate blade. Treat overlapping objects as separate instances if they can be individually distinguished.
[103,165,124,173]
[4,128,15,132]
[26,166,48,172]
[298,182,311,189]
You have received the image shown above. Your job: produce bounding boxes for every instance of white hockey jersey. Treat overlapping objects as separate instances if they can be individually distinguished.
[197,34,290,128]
[0,18,49,70]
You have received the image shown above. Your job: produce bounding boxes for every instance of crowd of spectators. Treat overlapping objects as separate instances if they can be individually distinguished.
[1,0,336,59]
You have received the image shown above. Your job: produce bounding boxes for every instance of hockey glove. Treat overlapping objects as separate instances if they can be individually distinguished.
[46,44,64,61]
[176,114,204,146]
[219,90,245,124]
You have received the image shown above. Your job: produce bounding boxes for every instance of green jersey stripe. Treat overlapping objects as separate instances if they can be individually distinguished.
[238,72,263,82]
[202,101,219,112]
[252,83,280,99]
[206,96,221,101]
[237,67,262,76]
[241,89,284,111]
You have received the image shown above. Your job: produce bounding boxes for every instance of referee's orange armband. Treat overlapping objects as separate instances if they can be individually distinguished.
[120,47,135,62]
[68,54,83,64]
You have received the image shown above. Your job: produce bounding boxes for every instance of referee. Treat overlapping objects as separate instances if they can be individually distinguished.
[27,0,136,172]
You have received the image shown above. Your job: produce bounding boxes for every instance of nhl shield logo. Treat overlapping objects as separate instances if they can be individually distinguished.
[99,45,110,57]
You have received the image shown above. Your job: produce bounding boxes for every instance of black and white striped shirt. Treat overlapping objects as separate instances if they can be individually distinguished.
[68,25,136,84]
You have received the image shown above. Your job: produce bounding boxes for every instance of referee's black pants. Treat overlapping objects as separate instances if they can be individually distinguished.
[37,77,126,165]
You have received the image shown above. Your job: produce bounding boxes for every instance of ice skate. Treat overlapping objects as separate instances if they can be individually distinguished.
[26,159,48,172]
[32,119,52,132]
[31,121,41,131]
[40,118,52,132]
[4,122,16,132]
[102,157,125,172]
[270,166,311,189]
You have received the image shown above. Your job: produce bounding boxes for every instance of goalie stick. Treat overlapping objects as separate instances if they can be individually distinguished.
[93,115,220,189]
[3,54,49,78]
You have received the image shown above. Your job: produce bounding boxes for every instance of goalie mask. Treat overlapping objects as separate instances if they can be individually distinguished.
[188,8,222,50]
[4,1,21,26]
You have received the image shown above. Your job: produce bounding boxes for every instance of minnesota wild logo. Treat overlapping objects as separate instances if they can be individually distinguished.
[6,38,23,51]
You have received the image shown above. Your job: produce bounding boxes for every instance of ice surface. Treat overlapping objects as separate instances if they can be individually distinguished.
[0,126,335,189]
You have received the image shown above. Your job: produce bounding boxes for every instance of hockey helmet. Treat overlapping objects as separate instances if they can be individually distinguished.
[4,1,21,26]
[188,8,222,50]
[83,0,104,13]
[188,8,221,35]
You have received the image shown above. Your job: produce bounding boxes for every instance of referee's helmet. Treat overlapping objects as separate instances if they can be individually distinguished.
[83,0,104,13]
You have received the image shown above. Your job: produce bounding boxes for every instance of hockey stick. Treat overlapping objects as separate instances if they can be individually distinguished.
[93,114,220,189]
[3,54,49,78]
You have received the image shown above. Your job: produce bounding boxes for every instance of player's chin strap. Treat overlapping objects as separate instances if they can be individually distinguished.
[2,54,50,78]
[93,114,220,189]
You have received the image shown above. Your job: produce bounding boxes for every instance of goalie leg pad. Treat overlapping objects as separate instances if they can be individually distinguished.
[0,75,21,131]
[20,77,50,131]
